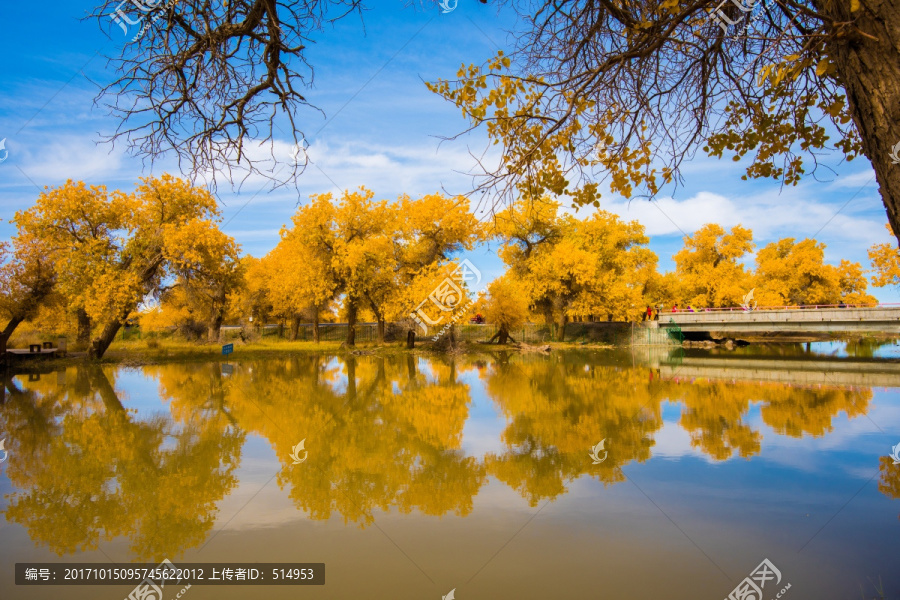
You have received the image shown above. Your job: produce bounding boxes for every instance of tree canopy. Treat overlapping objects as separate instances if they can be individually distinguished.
[427,0,900,245]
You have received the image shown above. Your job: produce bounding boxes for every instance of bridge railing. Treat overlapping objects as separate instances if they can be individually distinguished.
[660,302,898,314]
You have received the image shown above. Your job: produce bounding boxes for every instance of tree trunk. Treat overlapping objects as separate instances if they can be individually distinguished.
[377,318,385,344]
[0,316,24,359]
[498,327,509,345]
[290,313,301,341]
[406,329,415,349]
[207,313,223,342]
[90,317,125,359]
[556,313,567,342]
[448,323,457,347]
[76,308,91,348]
[346,301,357,347]
[817,0,900,245]
[313,307,320,344]
[346,355,357,399]
[540,301,555,339]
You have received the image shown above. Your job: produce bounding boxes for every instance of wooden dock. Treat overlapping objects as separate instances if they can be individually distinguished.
[5,348,59,360]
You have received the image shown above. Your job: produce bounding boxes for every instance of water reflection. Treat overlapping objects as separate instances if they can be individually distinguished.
[0,350,894,563]
[1,366,243,561]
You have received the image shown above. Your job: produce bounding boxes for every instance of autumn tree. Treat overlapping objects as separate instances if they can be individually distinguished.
[164,219,244,341]
[494,196,657,338]
[484,274,529,344]
[386,193,483,346]
[868,224,900,289]
[428,1,900,248]
[672,224,755,308]
[754,237,876,306]
[0,224,56,355]
[276,188,390,347]
[263,232,337,342]
[229,255,275,334]
[15,176,221,358]
[274,189,481,347]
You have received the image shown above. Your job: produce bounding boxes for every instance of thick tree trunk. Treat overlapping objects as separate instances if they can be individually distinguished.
[0,316,24,357]
[207,313,223,342]
[818,0,900,244]
[90,317,125,359]
[556,313,567,342]
[498,327,509,345]
[289,313,301,341]
[313,307,320,344]
[76,308,91,347]
[406,329,415,349]
[346,302,357,347]
[377,318,385,344]
[541,301,555,339]
[448,323,457,347]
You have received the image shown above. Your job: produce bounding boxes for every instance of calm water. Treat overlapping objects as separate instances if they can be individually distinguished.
[1,346,899,599]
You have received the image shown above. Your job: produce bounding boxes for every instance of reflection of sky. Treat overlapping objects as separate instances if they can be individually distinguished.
[808,339,900,359]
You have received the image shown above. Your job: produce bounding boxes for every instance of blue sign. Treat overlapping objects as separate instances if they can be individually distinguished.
[222,343,234,356]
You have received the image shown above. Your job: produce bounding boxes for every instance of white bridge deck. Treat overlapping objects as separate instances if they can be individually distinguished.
[663,306,900,335]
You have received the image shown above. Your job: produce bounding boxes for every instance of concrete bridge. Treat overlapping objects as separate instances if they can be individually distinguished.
[662,305,900,337]
[656,354,900,388]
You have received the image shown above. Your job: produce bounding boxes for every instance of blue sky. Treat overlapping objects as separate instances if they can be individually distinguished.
[1,0,896,301]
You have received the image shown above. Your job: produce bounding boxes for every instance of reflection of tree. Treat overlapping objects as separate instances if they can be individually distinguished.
[759,385,870,437]
[483,353,877,502]
[877,457,900,501]
[184,355,486,526]
[672,382,761,460]
[843,338,896,359]
[482,353,662,505]
[2,365,243,560]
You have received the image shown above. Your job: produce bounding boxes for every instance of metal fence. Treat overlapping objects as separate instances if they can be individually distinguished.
[129,321,681,346]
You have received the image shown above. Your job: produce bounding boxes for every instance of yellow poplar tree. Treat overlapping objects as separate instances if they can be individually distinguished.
[672,224,754,308]
[754,238,875,306]
[163,219,244,341]
[0,223,56,353]
[14,176,220,358]
[868,224,900,290]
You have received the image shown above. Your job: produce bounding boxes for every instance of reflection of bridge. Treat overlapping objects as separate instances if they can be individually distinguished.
[658,354,900,388]
[664,306,900,336]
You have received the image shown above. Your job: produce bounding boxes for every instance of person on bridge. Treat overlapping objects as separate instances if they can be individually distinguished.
[645,306,652,321]
[672,304,678,313]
